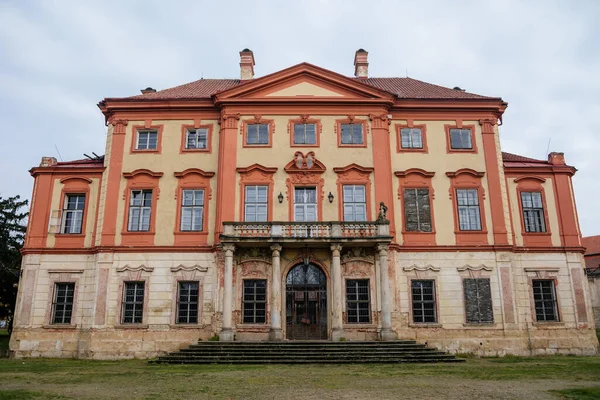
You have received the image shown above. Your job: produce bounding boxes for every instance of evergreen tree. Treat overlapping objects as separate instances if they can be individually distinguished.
[0,195,28,322]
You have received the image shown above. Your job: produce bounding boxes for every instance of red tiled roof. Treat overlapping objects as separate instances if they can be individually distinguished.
[115,77,498,101]
[582,235,600,256]
[501,152,547,163]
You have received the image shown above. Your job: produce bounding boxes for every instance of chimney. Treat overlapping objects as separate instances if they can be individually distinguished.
[548,152,566,165]
[39,157,57,167]
[140,87,156,94]
[240,48,255,80]
[354,49,369,79]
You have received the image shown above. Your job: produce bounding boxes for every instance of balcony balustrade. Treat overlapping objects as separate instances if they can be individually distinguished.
[221,221,391,244]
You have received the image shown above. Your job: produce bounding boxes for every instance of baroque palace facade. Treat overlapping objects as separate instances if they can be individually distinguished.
[11,50,598,359]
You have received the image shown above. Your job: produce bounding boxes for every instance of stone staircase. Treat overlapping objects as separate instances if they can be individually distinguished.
[151,341,464,364]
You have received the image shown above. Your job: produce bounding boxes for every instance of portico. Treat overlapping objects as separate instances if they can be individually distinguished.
[218,221,394,341]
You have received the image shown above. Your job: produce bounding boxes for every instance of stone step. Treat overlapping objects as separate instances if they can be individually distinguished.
[178,349,441,355]
[193,340,418,346]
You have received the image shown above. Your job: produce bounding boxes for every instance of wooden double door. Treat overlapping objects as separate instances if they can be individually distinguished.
[285,263,327,340]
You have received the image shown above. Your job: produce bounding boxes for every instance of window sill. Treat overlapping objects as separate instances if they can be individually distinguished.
[339,143,367,148]
[43,324,78,329]
[397,147,427,153]
[455,230,488,234]
[181,148,210,153]
[242,144,272,148]
[121,231,155,236]
[55,233,84,237]
[291,143,319,148]
[462,322,496,328]
[114,324,149,329]
[408,323,442,328]
[169,324,206,329]
[448,148,477,154]
[522,232,551,236]
[131,149,160,154]
[532,321,564,328]
[343,323,376,329]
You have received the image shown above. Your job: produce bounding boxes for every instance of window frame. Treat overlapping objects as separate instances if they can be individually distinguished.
[176,281,200,325]
[403,188,433,233]
[180,189,205,232]
[531,279,560,322]
[293,186,318,222]
[342,184,367,222]
[445,124,477,154]
[447,169,488,245]
[180,123,213,153]
[120,281,146,325]
[410,279,438,324]
[336,118,368,148]
[121,169,163,246]
[288,117,322,147]
[396,124,428,153]
[520,191,547,233]
[456,188,483,231]
[462,278,494,324]
[60,193,86,235]
[127,189,153,232]
[51,282,76,325]
[242,279,267,324]
[131,124,164,154]
[345,279,371,324]
[241,118,274,148]
[513,176,552,247]
[244,185,269,222]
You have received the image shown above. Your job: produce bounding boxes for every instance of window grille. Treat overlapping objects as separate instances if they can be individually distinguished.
[136,130,158,150]
[532,280,559,322]
[246,124,269,145]
[294,123,317,145]
[521,192,546,232]
[340,123,363,145]
[61,194,85,234]
[449,128,472,149]
[412,280,436,323]
[128,190,152,231]
[400,128,423,149]
[456,189,482,231]
[122,281,144,324]
[343,185,366,221]
[180,189,204,231]
[403,188,432,232]
[346,279,370,323]
[242,280,267,324]
[185,128,208,149]
[463,278,493,323]
[245,186,268,222]
[177,281,199,324]
[52,283,75,324]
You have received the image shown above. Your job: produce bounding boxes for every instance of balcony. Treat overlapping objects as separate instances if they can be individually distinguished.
[221,221,392,245]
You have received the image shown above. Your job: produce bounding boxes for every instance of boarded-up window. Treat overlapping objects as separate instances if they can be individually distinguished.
[404,188,432,232]
[463,278,493,323]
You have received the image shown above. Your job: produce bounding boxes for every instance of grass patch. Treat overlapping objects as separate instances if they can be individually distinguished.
[0,356,598,399]
[551,387,600,400]
[0,330,9,350]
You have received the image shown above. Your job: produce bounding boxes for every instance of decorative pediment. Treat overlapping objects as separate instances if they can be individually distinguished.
[284,151,326,174]
[445,169,485,179]
[47,269,84,282]
[237,164,278,181]
[116,264,154,281]
[403,264,440,279]
[524,267,559,279]
[333,164,374,181]
[174,168,215,179]
[123,169,164,179]
[395,169,435,178]
[341,247,374,265]
[457,264,493,278]
[213,63,395,104]
[59,176,93,184]
[171,264,208,280]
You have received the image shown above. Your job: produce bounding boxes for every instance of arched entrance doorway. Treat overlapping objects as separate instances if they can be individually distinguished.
[285,263,327,340]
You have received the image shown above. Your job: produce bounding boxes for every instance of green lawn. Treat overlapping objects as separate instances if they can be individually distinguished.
[0,356,598,399]
[0,330,8,350]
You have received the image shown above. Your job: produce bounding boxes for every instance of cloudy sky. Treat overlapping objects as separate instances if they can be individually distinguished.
[0,0,598,236]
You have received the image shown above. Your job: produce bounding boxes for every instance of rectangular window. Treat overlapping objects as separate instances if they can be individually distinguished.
[463,278,493,323]
[242,280,267,324]
[293,123,317,145]
[61,194,85,234]
[128,190,153,232]
[346,279,370,323]
[532,280,559,322]
[340,123,363,145]
[412,280,436,323]
[246,124,269,145]
[122,281,145,324]
[51,283,75,324]
[449,128,472,149]
[177,281,199,324]
[294,187,317,222]
[403,188,432,232]
[521,192,546,233]
[343,185,366,221]
[400,128,423,149]
[456,189,482,231]
[244,186,268,222]
[136,130,158,150]
[185,128,208,149]
[180,189,204,231]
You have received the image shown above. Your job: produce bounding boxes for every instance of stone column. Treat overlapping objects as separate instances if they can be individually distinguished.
[331,243,344,340]
[219,244,235,341]
[377,243,396,340]
[269,244,283,341]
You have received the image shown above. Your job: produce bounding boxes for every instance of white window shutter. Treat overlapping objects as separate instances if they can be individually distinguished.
[48,209,62,233]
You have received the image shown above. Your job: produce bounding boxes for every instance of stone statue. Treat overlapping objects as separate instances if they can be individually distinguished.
[377,202,388,222]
